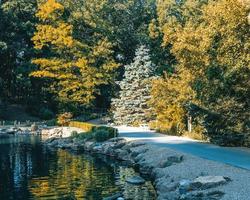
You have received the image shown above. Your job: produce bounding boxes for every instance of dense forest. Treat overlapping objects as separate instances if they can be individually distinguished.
[0,0,249,145]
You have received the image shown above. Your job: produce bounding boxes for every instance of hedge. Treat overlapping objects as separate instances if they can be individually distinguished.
[69,121,95,132]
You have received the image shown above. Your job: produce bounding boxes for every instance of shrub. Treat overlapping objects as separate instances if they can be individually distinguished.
[71,131,93,141]
[77,132,93,140]
[70,131,78,138]
[92,126,118,142]
[57,112,73,126]
[45,119,57,126]
[93,129,111,142]
[39,107,54,120]
[70,124,118,142]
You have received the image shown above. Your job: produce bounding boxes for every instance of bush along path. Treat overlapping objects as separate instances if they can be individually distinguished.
[44,130,250,200]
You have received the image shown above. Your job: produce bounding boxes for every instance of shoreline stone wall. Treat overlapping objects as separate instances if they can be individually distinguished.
[45,137,237,200]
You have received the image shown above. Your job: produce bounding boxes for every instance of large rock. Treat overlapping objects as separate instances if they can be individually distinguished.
[179,176,230,194]
[158,160,172,168]
[115,149,129,160]
[134,153,145,163]
[126,176,146,185]
[167,155,184,163]
[113,140,126,149]
[179,180,193,194]
[5,128,16,134]
[180,190,225,200]
[92,144,103,152]
[191,176,229,190]
[156,181,178,193]
[139,165,154,176]
[130,147,148,158]
[31,123,38,131]
[84,141,95,151]
[103,192,123,200]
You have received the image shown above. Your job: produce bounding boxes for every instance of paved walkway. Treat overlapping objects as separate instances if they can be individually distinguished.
[117,126,250,170]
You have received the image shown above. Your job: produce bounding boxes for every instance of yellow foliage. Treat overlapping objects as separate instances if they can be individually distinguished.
[69,121,95,132]
[81,0,108,28]
[31,0,119,105]
[32,23,74,49]
[150,68,197,135]
[36,0,64,21]
[148,19,160,39]
[153,0,250,136]
[57,112,73,126]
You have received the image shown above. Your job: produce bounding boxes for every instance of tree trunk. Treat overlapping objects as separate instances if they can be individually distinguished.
[188,115,192,133]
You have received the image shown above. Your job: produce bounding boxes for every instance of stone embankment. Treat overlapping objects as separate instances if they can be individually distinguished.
[0,126,40,136]
[44,136,250,200]
[41,127,83,138]
[0,125,83,138]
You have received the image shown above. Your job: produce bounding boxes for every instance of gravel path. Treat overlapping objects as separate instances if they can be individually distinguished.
[134,144,250,200]
[117,126,250,170]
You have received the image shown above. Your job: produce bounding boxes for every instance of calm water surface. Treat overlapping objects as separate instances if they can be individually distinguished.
[0,136,156,200]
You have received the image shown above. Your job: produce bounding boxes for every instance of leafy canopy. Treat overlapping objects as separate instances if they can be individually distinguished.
[31,0,119,105]
[151,0,250,137]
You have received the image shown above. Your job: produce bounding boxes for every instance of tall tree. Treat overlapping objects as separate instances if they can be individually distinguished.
[111,45,155,125]
[31,0,119,108]
[152,0,250,142]
[0,0,38,102]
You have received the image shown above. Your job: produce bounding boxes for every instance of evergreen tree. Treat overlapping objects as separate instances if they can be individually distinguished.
[0,0,38,102]
[111,45,155,125]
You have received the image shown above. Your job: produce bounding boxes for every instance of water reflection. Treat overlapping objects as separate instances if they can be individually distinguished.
[0,136,156,200]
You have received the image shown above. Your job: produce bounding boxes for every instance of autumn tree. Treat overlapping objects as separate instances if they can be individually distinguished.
[32,0,119,109]
[150,68,196,135]
[152,0,250,143]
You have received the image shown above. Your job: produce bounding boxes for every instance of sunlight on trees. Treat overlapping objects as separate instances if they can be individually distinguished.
[151,0,250,142]
[0,0,249,145]
[31,0,119,106]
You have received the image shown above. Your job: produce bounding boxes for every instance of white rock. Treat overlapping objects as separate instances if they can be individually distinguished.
[41,127,84,138]
[192,176,228,189]
[126,176,145,185]
[179,179,192,194]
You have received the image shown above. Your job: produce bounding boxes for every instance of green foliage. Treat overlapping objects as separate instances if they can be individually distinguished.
[70,131,92,141]
[92,126,118,142]
[38,107,54,120]
[92,129,111,142]
[70,125,118,142]
[0,0,39,102]
[45,119,58,126]
[70,131,78,138]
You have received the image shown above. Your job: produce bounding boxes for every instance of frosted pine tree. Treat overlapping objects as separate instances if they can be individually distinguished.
[111,45,155,125]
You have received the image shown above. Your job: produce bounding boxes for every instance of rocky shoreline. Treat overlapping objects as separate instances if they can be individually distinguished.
[43,136,250,200]
[0,126,40,136]
[0,125,84,138]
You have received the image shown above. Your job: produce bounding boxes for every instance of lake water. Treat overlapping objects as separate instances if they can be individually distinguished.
[0,136,156,200]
